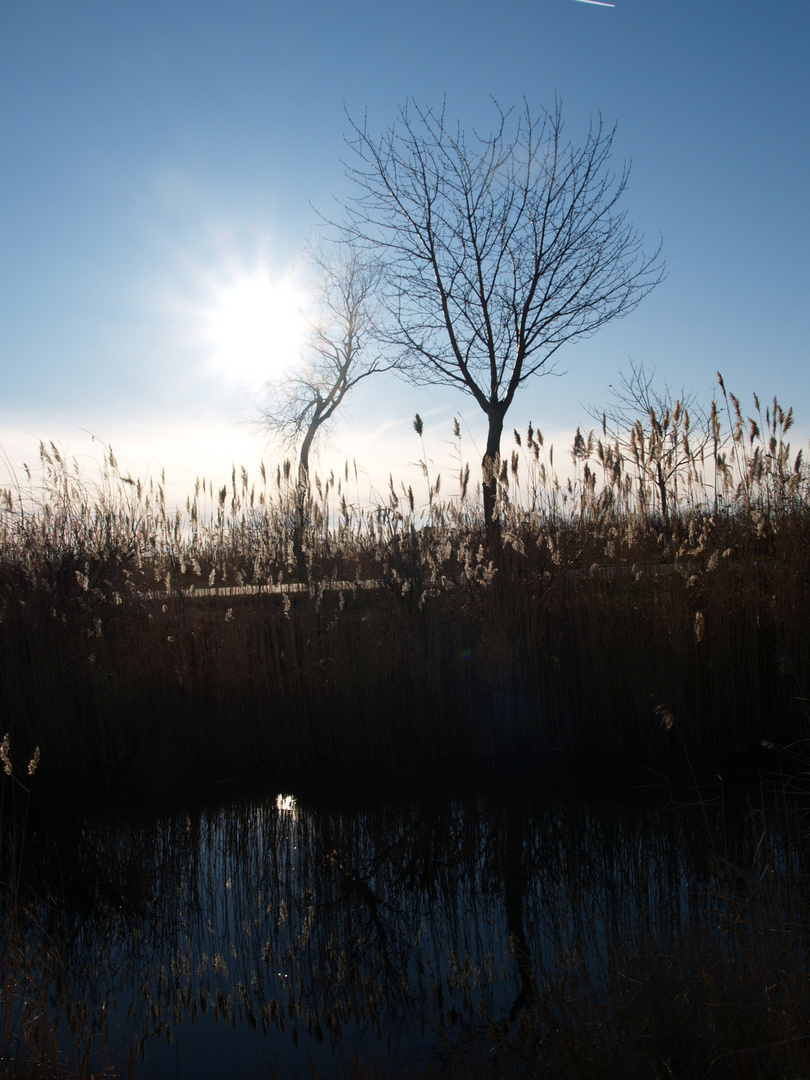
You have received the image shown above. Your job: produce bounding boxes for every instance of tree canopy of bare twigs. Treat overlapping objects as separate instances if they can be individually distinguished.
[341,97,665,528]
[256,240,390,482]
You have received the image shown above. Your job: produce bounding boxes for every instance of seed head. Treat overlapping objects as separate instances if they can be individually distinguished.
[1,733,12,776]
[656,706,675,732]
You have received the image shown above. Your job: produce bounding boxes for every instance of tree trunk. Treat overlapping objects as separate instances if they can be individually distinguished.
[655,460,670,530]
[294,424,317,582]
[482,407,506,539]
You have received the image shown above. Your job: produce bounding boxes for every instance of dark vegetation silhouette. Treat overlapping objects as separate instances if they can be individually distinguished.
[0,373,806,786]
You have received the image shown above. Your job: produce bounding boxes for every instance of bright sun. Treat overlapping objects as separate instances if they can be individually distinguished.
[206,272,309,388]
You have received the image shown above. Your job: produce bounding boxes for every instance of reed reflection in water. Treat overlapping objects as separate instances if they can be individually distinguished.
[18,767,790,1078]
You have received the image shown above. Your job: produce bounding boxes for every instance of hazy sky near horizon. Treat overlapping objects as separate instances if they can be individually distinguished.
[1,0,808,504]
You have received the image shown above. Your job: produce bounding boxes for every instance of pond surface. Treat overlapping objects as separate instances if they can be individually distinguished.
[13,758,777,1078]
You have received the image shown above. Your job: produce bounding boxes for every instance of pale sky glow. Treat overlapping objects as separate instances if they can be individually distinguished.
[1,0,808,510]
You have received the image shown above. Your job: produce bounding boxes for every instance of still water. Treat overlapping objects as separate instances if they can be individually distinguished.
[16,761,771,1077]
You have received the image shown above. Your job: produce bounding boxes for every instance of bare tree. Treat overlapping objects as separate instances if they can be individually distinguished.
[587,360,708,527]
[341,98,665,530]
[256,240,390,575]
[257,241,388,478]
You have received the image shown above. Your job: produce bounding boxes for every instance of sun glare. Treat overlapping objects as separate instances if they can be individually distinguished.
[206,272,309,388]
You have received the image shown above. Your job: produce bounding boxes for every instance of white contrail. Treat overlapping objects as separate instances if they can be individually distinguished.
[571,0,616,6]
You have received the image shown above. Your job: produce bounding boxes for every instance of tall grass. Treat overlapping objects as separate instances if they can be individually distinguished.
[1,375,808,785]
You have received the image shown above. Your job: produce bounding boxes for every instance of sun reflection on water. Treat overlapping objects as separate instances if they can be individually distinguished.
[275,793,297,815]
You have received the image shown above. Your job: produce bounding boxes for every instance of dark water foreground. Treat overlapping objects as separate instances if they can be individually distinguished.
[5,754,806,1078]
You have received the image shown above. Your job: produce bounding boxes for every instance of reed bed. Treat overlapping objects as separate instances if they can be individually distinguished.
[1,375,808,787]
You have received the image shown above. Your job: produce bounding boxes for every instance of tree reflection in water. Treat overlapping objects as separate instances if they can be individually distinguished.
[13,767,774,1077]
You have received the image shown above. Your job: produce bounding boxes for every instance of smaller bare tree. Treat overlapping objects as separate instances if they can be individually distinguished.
[588,360,708,526]
[256,241,391,575]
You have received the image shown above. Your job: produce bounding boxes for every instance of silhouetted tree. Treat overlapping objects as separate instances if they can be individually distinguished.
[342,98,664,532]
[588,360,708,527]
[258,242,387,477]
[257,240,390,575]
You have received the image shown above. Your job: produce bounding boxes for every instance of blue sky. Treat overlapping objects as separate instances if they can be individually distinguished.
[1,0,808,505]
